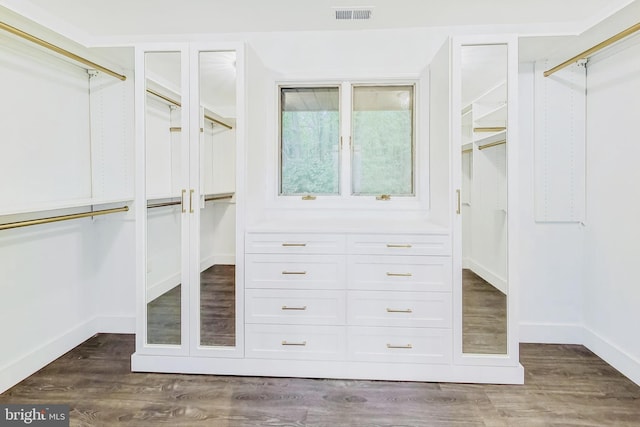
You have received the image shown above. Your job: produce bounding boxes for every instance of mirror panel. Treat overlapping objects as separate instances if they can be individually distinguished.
[145,51,183,346]
[198,51,237,347]
[460,44,508,355]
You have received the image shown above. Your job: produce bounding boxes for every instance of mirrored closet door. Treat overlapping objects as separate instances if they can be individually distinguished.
[136,44,241,357]
[452,36,518,366]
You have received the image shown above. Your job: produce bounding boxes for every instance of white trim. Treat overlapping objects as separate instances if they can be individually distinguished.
[466,259,507,294]
[519,322,584,345]
[583,326,640,387]
[146,273,181,303]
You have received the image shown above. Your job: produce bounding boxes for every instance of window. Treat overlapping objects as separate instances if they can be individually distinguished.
[352,85,414,196]
[279,83,415,199]
[280,87,340,195]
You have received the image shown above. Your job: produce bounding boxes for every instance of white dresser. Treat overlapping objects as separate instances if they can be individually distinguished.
[245,228,453,368]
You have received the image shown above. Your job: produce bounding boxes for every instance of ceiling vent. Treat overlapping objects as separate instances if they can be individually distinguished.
[334,7,373,20]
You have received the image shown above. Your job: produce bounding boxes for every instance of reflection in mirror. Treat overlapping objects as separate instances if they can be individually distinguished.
[461,44,508,354]
[198,51,237,347]
[145,51,182,345]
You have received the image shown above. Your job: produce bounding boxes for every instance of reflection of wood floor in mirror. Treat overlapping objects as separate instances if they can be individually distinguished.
[463,268,507,354]
[146,264,235,346]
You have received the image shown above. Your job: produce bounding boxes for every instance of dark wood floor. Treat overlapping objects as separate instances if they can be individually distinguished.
[147,265,235,346]
[1,334,639,426]
[462,268,507,354]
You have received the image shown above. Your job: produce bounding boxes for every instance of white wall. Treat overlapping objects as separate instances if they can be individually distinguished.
[517,62,585,344]
[582,38,640,385]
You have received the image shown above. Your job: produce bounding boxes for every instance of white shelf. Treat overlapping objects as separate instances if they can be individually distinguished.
[474,103,507,126]
[475,130,507,148]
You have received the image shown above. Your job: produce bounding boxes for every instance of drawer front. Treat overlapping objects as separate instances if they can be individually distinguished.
[348,291,451,328]
[245,324,346,360]
[348,255,452,292]
[246,289,346,325]
[348,326,452,364]
[246,233,346,254]
[347,234,450,256]
[245,254,345,290]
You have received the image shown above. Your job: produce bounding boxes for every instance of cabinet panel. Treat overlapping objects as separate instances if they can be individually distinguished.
[246,289,345,325]
[347,234,450,256]
[245,324,346,360]
[348,326,451,364]
[348,255,451,292]
[347,291,451,328]
[245,254,345,290]
[246,233,346,254]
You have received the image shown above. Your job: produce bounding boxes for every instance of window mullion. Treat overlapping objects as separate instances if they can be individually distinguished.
[340,81,352,199]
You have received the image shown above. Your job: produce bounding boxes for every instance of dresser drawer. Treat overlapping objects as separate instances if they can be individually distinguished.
[245,324,346,360]
[348,291,451,328]
[246,289,345,325]
[246,233,346,254]
[347,234,450,256]
[348,255,451,292]
[245,254,345,290]
[348,326,451,364]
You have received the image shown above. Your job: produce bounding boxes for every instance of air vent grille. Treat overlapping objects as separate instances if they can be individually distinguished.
[334,8,373,20]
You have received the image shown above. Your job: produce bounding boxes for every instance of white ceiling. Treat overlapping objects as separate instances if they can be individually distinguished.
[1,0,635,43]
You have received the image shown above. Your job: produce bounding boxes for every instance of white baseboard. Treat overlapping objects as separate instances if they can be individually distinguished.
[519,321,584,344]
[201,254,235,271]
[583,326,640,387]
[467,259,507,294]
[146,273,180,303]
[0,319,96,394]
[0,315,135,394]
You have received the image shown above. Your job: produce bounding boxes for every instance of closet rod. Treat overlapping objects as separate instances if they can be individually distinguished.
[205,194,234,202]
[0,206,129,231]
[147,200,181,209]
[544,21,640,77]
[474,127,506,133]
[146,88,233,130]
[478,140,506,151]
[0,21,127,81]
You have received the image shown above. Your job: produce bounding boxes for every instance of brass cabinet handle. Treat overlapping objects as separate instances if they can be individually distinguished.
[456,189,461,215]
[386,244,412,248]
[282,271,307,275]
[189,189,194,213]
[386,308,413,313]
[181,189,186,213]
[282,341,307,346]
[387,343,413,349]
[282,243,307,247]
[386,272,413,277]
[282,305,307,311]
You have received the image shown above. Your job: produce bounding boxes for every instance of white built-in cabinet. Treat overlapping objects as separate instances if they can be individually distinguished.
[133,37,523,384]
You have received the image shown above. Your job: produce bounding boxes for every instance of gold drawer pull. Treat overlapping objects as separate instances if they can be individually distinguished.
[386,308,413,313]
[282,243,307,247]
[282,305,307,311]
[386,272,413,277]
[387,343,413,349]
[282,271,307,275]
[282,340,307,346]
[386,244,412,248]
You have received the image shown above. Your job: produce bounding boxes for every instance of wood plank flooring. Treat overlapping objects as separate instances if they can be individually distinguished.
[462,269,507,354]
[1,334,639,426]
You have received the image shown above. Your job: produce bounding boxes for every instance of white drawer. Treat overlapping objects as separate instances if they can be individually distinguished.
[348,255,452,292]
[245,324,346,360]
[246,289,346,325]
[348,326,452,364]
[245,254,345,290]
[347,291,451,328]
[246,233,346,254]
[347,234,450,256]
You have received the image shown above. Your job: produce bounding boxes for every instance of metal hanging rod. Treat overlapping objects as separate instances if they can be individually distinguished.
[474,127,506,133]
[478,140,506,151]
[205,194,234,202]
[544,21,640,77]
[0,206,129,231]
[147,200,181,209]
[0,21,127,81]
[146,88,233,130]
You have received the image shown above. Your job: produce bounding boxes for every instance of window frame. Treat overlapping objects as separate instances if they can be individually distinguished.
[274,78,426,211]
